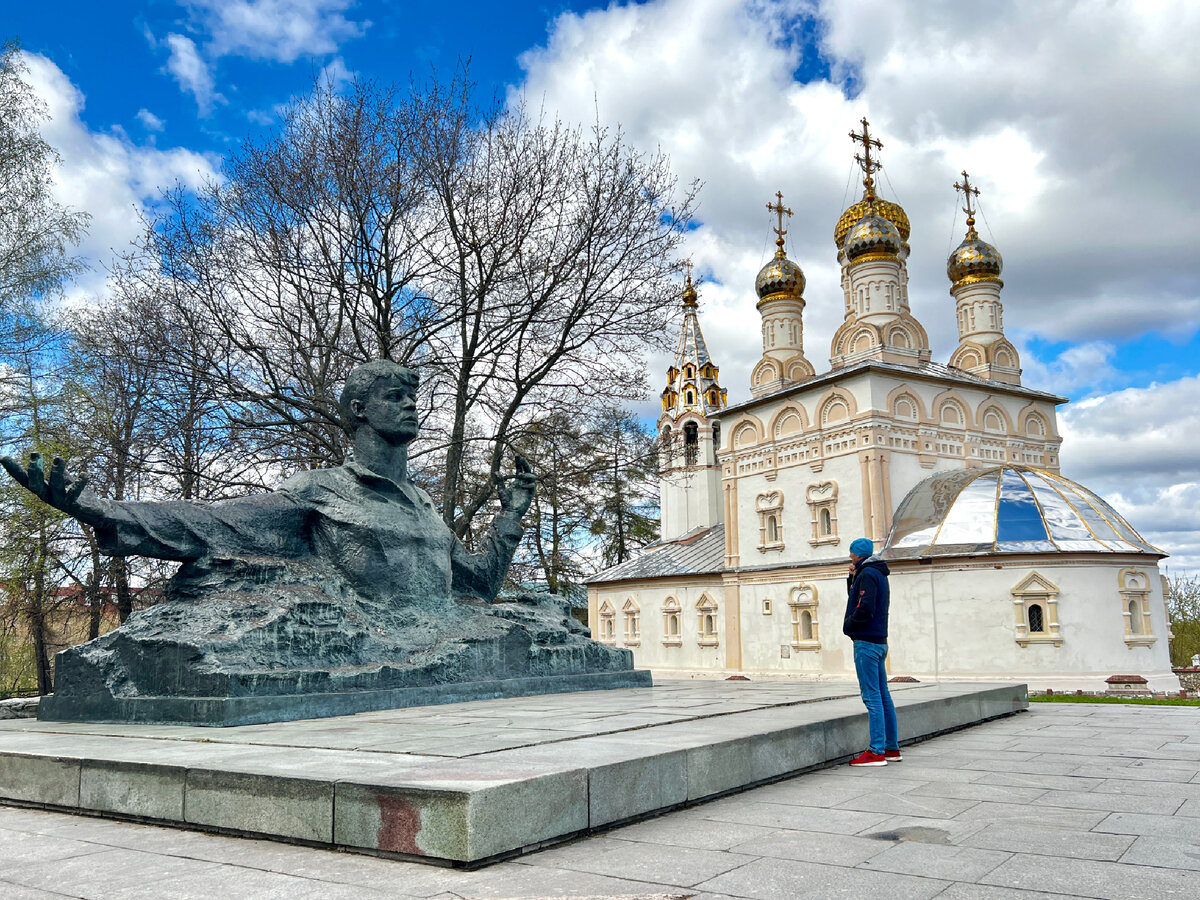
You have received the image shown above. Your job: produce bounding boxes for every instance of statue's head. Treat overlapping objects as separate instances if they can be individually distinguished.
[340,360,420,442]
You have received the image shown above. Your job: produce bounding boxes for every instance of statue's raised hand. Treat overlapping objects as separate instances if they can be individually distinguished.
[1,452,105,525]
[496,454,536,520]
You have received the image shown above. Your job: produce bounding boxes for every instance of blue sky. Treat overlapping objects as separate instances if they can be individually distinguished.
[7,0,1200,567]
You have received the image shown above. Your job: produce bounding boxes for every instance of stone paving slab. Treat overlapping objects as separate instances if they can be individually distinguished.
[4,703,1200,897]
[0,679,1023,866]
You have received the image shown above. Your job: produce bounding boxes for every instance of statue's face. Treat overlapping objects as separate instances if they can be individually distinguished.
[359,376,419,444]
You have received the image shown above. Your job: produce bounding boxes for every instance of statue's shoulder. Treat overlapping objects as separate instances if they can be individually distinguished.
[276,465,357,498]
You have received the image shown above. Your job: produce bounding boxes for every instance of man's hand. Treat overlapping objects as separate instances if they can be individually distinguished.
[1,452,104,525]
[496,454,536,520]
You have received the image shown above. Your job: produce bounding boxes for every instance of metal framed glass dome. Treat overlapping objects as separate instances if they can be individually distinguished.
[885,465,1161,559]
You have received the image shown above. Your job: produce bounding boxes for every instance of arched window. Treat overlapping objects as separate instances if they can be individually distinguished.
[685,388,695,406]
[1012,572,1062,647]
[662,597,681,646]
[788,585,819,650]
[756,491,784,551]
[696,595,719,647]
[712,422,721,449]
[820,508,832,536]
[622,598,640,646]
[684,364,695,379]
[598,600,616,644]
[684,421,699,465]
[1128,600,1141,634]
[1120,568,1156,647]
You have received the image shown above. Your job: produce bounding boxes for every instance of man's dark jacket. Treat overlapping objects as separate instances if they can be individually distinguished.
[843,555,890,644]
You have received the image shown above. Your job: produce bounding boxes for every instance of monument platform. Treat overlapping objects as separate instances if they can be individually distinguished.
[0,678,1026,867]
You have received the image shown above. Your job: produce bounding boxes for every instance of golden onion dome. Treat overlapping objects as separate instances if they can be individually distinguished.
[845,213,902,261]
[835,195,910,248]
[755,251,805,300]
[947,234,1003,284]
[681,278,699,306]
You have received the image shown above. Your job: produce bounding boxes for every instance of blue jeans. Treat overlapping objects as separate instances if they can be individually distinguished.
[853,640,898,754]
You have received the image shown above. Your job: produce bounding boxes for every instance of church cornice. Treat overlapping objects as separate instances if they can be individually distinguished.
[715,359,1067,420]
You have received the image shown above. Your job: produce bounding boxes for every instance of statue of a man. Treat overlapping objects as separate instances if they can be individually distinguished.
[0,359,644,725]
[2,360,536,613]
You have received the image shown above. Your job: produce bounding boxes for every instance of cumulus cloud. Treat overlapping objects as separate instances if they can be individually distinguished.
[21,53,219,300]
[164,33,223,115]
[516,0,1200,568]
[1059,375,1200,570]
[136,108,166,132]
[184,0,368,63]
[518,0,1200,385]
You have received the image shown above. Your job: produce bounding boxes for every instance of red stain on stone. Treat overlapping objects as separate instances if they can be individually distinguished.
[376,793,422,854]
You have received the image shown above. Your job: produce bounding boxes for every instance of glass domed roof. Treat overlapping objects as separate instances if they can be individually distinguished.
[885,466,1160,559]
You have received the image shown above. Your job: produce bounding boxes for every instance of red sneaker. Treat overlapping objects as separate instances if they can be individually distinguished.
[849,750,887,767]
[885,748,903,762]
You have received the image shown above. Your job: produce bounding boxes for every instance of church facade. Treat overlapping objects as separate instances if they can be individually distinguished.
[587,121,1178,693]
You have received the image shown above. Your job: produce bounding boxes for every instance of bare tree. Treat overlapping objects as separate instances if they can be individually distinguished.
[1166,570,1200,667]
[0,40,88,322]
[151,72,695,540]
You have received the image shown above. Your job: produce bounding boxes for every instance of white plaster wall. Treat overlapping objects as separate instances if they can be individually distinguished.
[593,580,726,671]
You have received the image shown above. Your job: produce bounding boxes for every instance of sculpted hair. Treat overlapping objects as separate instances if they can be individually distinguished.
[339,361,419,432]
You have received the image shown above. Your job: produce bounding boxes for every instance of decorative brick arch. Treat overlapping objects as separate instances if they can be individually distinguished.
[816,388,858,427]
[886,384,927,423]
[769,404,810,438]
[976,398,1013,434]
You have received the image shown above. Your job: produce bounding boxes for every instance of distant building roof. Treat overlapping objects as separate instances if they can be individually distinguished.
[587,524,726,584]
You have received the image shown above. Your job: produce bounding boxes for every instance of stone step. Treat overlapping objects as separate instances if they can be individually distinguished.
[0,679,1027,866]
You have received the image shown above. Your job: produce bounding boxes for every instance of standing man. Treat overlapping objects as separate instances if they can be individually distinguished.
[843,537,901,766]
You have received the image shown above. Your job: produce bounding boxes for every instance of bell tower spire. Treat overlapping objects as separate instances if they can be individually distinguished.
[658,266,726,541]
[947,172,1021,383]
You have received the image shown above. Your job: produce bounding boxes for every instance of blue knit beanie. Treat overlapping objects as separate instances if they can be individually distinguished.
[849,538,874,557]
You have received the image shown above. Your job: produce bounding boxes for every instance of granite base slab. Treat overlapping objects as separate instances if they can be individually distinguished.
[0,679,1027,866]
[37,669,654,726]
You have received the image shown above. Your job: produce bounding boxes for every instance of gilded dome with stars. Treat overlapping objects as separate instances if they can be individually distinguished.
[755,252,806,300]
[947,228,1003,284]
[844,213,902,261]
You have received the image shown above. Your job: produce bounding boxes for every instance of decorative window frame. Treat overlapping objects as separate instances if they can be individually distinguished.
[806,480,840,547]
[1012,572,1062,647]
[696,594,719,647]
[1118,567,1156,647]
[662,597,682,647]
[622,597,641,647]
[761,597,773,616]
[756,490,785,552]
[598,599,617,645]
[788,584,820,651]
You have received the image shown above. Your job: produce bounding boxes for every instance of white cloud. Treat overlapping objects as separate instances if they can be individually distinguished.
[516,0,1200,571]
[517,0,1200,392]
[21,53,220,301]
[164,33,223,115]
[1055,375,1200,571]
[136,108,166,132]
[185,0,368,64]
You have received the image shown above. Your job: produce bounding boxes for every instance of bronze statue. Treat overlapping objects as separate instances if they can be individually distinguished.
[3,360,644,725]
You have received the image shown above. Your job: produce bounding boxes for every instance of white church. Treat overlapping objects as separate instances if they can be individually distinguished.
[587,120,1179,694]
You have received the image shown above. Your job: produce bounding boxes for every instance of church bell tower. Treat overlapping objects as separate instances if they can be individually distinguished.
[658,266,727,541]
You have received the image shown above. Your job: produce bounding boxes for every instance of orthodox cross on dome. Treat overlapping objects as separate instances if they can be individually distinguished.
[683,257,694,285]
[849,117,883,197]
[954,170,981,235]
[766,191,793,256]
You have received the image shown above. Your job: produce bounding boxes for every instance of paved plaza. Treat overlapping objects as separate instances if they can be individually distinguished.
[2,700,1199,898]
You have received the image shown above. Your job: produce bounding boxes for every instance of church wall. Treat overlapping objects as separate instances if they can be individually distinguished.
[883,557,1176,692]
[590,578,727,671]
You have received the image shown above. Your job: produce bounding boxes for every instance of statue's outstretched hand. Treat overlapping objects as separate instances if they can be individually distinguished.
[496,454,536,520]
[1,453,104,525]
